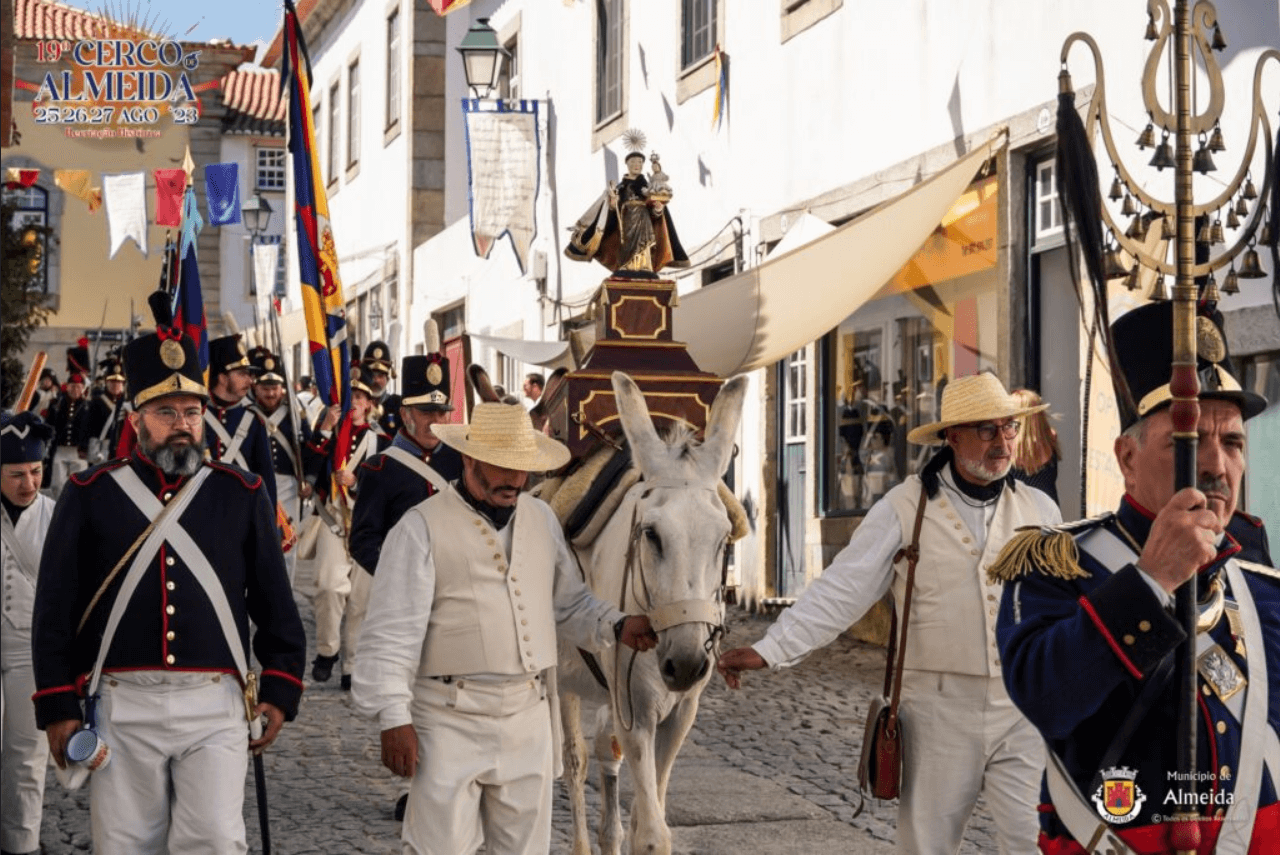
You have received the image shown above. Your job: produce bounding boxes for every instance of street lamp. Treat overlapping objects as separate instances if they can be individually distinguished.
[456,17,508,99]
[242,191,274,238]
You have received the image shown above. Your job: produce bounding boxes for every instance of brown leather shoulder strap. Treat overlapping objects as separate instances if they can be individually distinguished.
[885,485,929,726]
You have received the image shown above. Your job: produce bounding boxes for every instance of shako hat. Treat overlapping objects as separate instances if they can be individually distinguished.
[433,403,570,472]
[351,364,381,397]
[248,346,287,385]
[1,411,54,463]
[401,320,452,411]
[362,341,394,375]
[124,291,209,407]
[905,372,1048,445]
[66,339,90,376]
[208,333,253,379]
[1111,300,1266,429]
[98,358,126,382]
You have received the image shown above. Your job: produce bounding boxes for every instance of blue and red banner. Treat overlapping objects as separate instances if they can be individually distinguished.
[174,185,209,372]
[283,0,350,421]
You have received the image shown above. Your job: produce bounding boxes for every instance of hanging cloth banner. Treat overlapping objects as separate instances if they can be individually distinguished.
[154,169,187,227]
[54,169,102,213]
[253,237,280,301]
[712,46,728,130]
[4,168,40,189]
[103,171,148,258]
[462,99,540,273]
[204,162,241,226]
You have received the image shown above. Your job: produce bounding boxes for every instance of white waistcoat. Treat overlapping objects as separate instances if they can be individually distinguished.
[2,494,55,631]
[416,490,559,677]
[886,476,1047,677]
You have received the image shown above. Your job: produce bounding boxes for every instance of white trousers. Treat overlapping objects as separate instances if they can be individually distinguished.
[403,676,552,855]
[312,521,370,673]
[1,623,48,854]
[91,671,250,855]
[896,670,1043,855]
[275,475,300,585]
[50,446,87,496]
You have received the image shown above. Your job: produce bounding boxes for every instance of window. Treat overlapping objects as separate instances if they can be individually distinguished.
[312,101,322,166]
[255,147,286,190]
[781,0,843,43]
[328,81,340,185]
[275,243,287,297]
[347,59,361,169]
[3,184,49,293]
[498,34,519,101]
[386,8,401,129]
[681,0,716,70]
[1035,159,1063,243]
[595,0,622,124]
[821,178,1001,514]
[786,349,807,440]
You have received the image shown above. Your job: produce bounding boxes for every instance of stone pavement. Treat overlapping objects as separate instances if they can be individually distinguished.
[38,585,1002,854]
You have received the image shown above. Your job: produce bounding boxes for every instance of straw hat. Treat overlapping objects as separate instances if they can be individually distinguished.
[432,403,571,472]
[905,373,1048,445]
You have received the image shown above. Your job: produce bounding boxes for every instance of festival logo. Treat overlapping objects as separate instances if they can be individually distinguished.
[1092,766,1146,824]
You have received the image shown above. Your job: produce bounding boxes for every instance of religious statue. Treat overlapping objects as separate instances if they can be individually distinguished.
[565,133,689,277]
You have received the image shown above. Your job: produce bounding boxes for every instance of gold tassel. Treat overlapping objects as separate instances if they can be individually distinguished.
[987,528,1087,584]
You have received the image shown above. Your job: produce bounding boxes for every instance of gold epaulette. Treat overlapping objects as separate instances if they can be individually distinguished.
[987,526,1088,584]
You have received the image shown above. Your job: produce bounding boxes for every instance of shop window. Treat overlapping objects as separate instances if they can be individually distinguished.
[822,177,1001,514]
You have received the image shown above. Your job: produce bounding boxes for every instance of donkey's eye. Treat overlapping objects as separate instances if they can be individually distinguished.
[643,527,662,551]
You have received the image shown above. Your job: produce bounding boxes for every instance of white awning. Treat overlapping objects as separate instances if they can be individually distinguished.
[673,133,1007,377]
[467,332,574,369]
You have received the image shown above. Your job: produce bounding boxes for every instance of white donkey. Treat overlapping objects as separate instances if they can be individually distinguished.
[558,371,748,855]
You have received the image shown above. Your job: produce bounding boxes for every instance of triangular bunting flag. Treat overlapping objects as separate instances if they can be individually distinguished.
[103,172,148,258]
[154,169,187,227]
[54,169,103,213]
[4,168,40,189]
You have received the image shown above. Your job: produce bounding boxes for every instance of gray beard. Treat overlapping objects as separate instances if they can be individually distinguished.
[153,443,203,478]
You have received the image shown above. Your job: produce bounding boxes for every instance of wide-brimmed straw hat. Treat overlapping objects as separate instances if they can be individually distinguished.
[905,373,1048,445]
[432,403,571,472]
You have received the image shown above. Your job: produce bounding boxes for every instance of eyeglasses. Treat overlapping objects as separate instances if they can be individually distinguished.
[144,406,205,426]
[963,421,1020,441]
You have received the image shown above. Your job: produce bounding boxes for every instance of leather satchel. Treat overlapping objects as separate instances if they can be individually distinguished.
[856,486,928,809]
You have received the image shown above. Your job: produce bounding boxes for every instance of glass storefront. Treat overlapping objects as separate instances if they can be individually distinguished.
[821,177,1001,514]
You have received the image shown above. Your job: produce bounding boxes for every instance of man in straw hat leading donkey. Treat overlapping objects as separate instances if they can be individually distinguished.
[352,401,658,855]
[719,372,1062,854]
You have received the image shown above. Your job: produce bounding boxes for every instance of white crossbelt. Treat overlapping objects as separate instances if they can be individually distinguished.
[203,410,252,470]
[384,445,449,493]
[258,405,299,474]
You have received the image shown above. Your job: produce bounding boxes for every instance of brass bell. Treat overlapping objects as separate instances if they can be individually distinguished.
[1121,193,1138,217]
[1161,214,1176,240]
[1208,124,1225,153]
[1150,274,1170,301]
[1136,123,1156,150]
[1238,248,1266,278]
[1109,175,1124,201]
[1262,223,1274,246]
[1212,26,1226,51]
[1145,15,1158,40]
[1209,219,1225,245]
[1202,272,1220,304]
[1226,208,1240,229]
[1193,141,1217,174]
[1221,266,1240,296]
[1242,179,1258,200]
[1123,267,1142,292]
[1235,197,1250,217]
[1149,135,1175,171]
[1127,215,1148,240]
[1197,220,1214,244]
[1104,248,1129,280]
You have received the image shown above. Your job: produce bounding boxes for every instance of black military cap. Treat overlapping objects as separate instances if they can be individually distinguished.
[98,359,126,382]
[351,364,381,397]
[66,341,90,376]
[1,411,54,463]
[362,341,394,375]
[208,334,254,379]
[248,346,287,385]
[123,329,207,407]
[1111,300,1267,429]
[400,354,453,412]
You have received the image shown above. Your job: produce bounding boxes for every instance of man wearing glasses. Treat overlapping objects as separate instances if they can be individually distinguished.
[719,372,1061,855]
[32,319,305,855]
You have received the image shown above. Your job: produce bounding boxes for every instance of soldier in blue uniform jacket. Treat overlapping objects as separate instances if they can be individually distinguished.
[31,322,306,855]
[349,333,461,575]
[203,332,278,510]
[993,302,1279,854]
[362,341,402,436]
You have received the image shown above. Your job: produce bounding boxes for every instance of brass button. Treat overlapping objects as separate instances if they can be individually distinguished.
[523,635,530,642]
[166,581,176,591]
[487,539,496,546]
[166,654,175,665]
[1122,634,1136,646]
[514,590,521,596]
[166,605,176,615]
[938,499,948,508]
[510,576,518,582]
[166,557,175,567]
[498,565,508,573]
[518,604,525,610]
[493,553,502,561]
[954,523,963,530]
[1216,721,1227,734]
[987,594,996,602]
[970,550,980,556]
[1203,684,1213,696]
[962,537,971,544]
[1220,765,1231,779]
[166,631,175,641]
[1214,807,1226,819]
[163,492,173,501]
[212,675,220,683]
[521,619,528,626]
[1138,620,1151,632]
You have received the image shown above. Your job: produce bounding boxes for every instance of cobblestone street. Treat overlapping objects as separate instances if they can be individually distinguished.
[39,587,1000,854]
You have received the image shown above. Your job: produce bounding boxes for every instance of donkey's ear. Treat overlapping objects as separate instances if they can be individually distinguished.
[468,364,500,404]
[611,371,665,474]
[699,375,748,480]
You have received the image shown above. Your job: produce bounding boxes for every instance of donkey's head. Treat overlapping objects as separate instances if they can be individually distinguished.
[611,371,747,692]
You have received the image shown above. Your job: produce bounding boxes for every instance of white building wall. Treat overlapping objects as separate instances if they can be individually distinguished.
[218,134,288,336]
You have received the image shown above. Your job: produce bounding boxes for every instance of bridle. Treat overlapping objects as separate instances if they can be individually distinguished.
[614,479,730,731]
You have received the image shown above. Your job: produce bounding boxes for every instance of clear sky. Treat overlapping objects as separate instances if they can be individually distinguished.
[56,1,288,54]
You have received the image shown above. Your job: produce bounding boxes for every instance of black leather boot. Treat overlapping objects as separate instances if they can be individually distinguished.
[311,653,339,682]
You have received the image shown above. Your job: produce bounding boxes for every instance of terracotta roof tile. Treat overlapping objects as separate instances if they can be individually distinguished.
[220,68,286,135]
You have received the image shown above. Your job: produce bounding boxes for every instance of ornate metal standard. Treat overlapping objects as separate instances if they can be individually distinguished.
[1057,2,1277,851]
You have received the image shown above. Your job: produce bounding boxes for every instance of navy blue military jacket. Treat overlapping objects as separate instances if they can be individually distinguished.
[303,414,389,505]
[81,393,125,452]
[31,455,306,728]
[348,432,461,573]
[996,497,1280,839]
[49,395,87,448]
[251,402,311,479]
[205,399,278,509]
[377,393,401,435]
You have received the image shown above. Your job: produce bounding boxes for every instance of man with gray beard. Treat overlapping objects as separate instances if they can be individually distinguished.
[32,322,305,855]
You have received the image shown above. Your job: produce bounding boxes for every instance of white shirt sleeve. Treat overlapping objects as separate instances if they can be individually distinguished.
[545,503,625,651]
[351,510,436,731]
[752,496,903,670]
